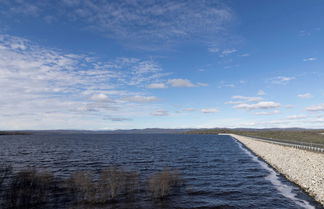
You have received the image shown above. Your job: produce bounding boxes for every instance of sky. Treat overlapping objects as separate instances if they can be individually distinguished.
[0,0,324,130]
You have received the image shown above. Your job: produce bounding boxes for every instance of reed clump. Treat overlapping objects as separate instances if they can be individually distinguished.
[98,167,139,201]
[0,163,12,188]
[0,165,184,208]
[5,168,53,209]
[69,167,139,204]
[68,171,95,203]
[148,169,183,199]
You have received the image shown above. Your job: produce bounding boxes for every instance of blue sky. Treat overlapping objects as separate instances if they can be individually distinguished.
[0,0,323,130]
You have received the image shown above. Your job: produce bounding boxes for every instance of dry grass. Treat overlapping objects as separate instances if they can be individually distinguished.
[148,169,183,199]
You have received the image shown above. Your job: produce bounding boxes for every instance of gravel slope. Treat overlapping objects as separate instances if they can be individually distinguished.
[227,134,324,206]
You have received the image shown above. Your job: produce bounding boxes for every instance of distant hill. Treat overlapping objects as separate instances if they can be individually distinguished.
[1,128,322,135]
[0,131,31,135]
[0,128,196,135]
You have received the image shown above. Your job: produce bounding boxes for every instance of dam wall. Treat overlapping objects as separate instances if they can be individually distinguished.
[226,134,324,206]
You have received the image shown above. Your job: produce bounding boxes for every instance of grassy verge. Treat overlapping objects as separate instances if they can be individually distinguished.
[187,129,324,145]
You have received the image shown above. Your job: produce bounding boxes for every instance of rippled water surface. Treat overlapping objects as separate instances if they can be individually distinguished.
[0,134,322,209]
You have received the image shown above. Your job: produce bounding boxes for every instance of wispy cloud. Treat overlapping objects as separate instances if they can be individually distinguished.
[1,1,233,47]
[151,110,169,116]
[147,83,168,89]
[183,108,196,112]
[257,90,266,96]
[234,101,280,110]
[167,79,197,88]
[197,82,209,87]
[124,95,158,103]
[147,78,207,88]
[306,104,324,112]
[297,93,313,99]
[220,84,235,88]
[221,49,237,56]
[90,93,113,102]
[232,96,263,102]
[287,115,307,120]
[106,117,132,122]
[254,110,280,115]
[0,34,172,127]
[200,108,219,113]
[218,81,236,88]
[271,76,295,84]
[209,47,238,57]
[303,57,317,62]
[239,53,250,57]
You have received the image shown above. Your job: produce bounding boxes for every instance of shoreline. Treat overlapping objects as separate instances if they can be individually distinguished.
[224,134,324,207]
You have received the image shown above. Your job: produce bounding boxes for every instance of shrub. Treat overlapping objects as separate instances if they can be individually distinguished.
[148,169,183,199]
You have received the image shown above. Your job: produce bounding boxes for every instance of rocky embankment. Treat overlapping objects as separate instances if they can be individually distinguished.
[227,134,324,206]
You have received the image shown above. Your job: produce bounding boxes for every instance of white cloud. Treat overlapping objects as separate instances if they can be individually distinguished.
[201,108,219,113]
[303,57,317,62]
[147,83,167,89]
[257,90,266,96]
[234,101,280,110]
[306,104,324,112]
[125,95,158,103]
[297,93,313,99]
[232,96,263,102]
[151,110,169,116]
[167,78,196,88]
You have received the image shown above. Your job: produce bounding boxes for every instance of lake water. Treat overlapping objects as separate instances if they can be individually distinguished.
[0,134,322,209]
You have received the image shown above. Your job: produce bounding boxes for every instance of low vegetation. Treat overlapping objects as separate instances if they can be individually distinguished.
[187,129,324,145]
[0,164,183,208]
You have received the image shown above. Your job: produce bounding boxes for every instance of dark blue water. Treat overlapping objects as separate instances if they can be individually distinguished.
[0,134,322,209]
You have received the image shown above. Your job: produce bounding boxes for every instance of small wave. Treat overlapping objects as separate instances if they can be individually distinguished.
[233,138,315,209]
